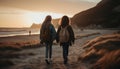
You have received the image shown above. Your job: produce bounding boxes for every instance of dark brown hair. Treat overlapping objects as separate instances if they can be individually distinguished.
[60,15,70,28]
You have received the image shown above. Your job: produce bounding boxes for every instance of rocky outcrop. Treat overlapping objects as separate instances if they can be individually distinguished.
[30,19,60,29]
[30,23,41,28]
[52,18,60,28]
[71,0,120,28]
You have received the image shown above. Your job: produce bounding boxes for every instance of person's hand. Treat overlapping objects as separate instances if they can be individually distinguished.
[40,41,43,44]
[56,40,59,43]
[73,41,75,44]
[72,40,75,45]
[60,44,62,47]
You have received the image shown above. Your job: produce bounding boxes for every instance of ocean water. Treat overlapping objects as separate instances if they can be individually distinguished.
[0,28,118,37]
[0,28,40,37]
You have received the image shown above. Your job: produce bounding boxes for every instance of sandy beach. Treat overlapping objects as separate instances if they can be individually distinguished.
[0,34,40,49]
[0,29,119,69]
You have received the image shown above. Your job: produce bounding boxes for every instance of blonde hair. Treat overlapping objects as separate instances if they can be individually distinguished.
[43,15,52,24]
[41,15,52,29]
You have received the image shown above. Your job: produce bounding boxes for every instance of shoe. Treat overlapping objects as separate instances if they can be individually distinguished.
[45,59,50,64]
[64,57,68,64]
[64,60,67,64]
[49,59,52,63]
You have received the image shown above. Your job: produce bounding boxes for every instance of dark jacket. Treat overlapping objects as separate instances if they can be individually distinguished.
[56,25,75,46]
[40,23,56,43]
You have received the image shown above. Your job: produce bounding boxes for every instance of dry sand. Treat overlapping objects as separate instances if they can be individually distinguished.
[0,29,118,69]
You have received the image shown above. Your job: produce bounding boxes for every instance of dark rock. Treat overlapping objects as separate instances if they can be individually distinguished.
[71,0,120,28]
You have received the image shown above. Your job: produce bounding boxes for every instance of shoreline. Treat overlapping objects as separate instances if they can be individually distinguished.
[0,29,119,69]
[0,34,40,49]
[0,29,118,48]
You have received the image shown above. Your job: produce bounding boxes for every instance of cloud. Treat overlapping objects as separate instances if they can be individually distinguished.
[64,0,101,3]
[0,7,28,14]
[0,0,99,15]
[81,0,101,3]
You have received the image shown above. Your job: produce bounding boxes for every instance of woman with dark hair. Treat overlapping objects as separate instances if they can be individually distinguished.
[40,15,56,64]
[56,15,75,64]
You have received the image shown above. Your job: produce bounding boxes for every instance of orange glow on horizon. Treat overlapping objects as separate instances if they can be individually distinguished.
[0,11,68,28]
[24,11,66,24]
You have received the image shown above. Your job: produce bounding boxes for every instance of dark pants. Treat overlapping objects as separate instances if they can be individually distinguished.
[62,43,69,63]
[45,42,52,59]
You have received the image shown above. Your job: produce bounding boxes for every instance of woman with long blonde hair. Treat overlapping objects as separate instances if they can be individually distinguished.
[40,15,56,64]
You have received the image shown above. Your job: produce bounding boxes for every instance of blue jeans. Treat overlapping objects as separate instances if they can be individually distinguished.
[62,43,69,63]
[45,42,52,59]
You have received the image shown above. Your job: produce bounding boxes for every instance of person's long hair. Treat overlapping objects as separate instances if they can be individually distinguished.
[41,15,52,29]
[43,15,52,24]
[59,15,70,28]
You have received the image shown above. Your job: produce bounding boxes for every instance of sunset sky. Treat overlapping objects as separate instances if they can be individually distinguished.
[0,0,101,27]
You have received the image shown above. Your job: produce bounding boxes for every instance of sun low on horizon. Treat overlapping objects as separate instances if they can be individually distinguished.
[23,11,65,27]
[0,0,101,28]
[0,8,65,28]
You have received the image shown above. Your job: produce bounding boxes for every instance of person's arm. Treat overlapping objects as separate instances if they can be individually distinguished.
[40,25,43,44]
[40,26,42,40]
[56,26,61,43]
[50,24,56,41]
[68,25,75,43]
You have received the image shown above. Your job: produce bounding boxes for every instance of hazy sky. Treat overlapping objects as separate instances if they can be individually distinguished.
[0,0,101,27]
